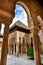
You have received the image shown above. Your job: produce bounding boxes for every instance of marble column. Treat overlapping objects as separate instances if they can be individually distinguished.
[33,30,41,65]
[33,19,41,65]
[25,34,29,52]
[19,37,21,54]
[1,22,10,65]
[29,17,41,65]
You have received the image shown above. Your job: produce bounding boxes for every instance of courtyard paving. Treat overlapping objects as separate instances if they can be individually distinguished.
[0,53,43,65]
[6,54,43,65]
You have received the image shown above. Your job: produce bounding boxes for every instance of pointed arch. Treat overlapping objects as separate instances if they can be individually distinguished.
[16,1,32,25]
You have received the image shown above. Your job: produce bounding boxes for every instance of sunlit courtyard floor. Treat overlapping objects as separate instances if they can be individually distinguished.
[0,53,43,65]
[6,54,43,65]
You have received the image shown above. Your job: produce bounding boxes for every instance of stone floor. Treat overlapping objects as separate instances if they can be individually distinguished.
[0,53,43,65]
[6,54,43,65]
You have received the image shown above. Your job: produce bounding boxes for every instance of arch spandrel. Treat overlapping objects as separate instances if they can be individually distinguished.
[0,0,43,20]
[0,0,17,14]
[16,0,43,28]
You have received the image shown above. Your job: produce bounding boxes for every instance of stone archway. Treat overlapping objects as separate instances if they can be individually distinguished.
[15,1,41,65]
[16,1,32,25]
[0,0,42,65]
[13,1,32,55]
[16,1,41,65]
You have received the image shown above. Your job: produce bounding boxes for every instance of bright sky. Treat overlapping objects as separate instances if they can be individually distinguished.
[10,4,28,27]
[1,4,28,35]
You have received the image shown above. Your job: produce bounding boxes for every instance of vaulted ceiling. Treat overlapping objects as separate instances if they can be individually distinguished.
[0,0,43,21]
[0,0,43,14]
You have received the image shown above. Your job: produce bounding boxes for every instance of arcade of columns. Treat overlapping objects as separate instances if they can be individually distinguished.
[8,36,29,55]
[0,0,43,65]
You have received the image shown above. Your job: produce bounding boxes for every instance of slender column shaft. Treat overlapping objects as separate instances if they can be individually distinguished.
[1,24,9,65]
